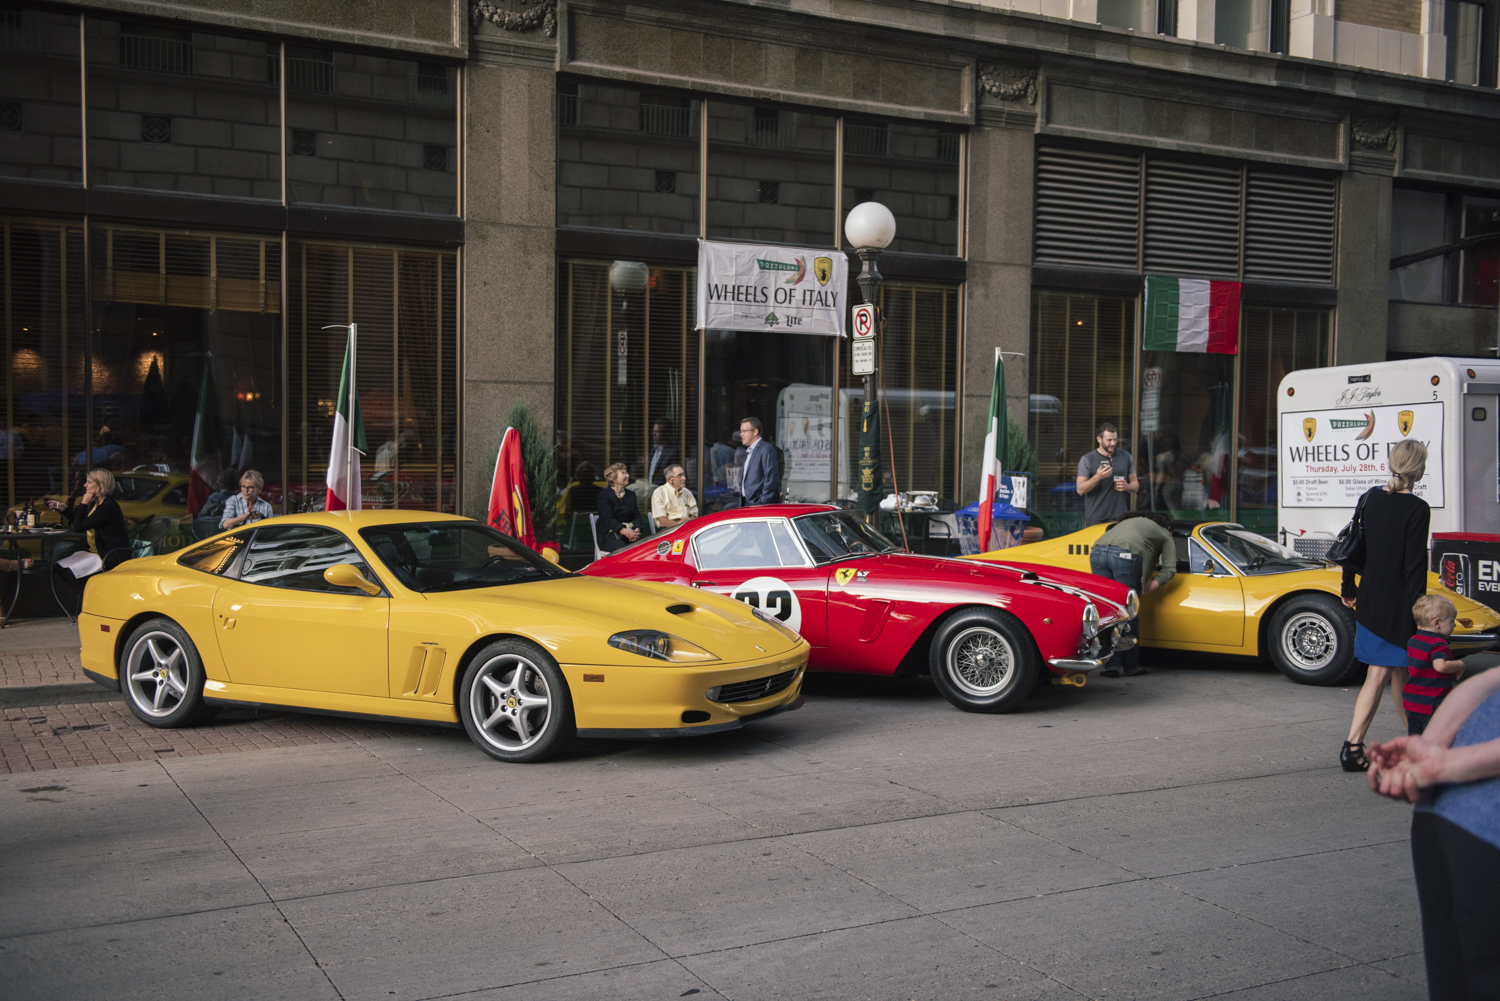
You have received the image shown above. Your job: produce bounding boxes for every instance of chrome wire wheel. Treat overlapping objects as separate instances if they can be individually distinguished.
[469,654,553,753]
[1281,612,1337,671]
[125,631,190,719]
[945,625,1016,697]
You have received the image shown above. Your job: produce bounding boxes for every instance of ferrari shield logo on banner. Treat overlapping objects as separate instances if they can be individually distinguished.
[696,240,847,336]
[1302,418,1316,441]
[1398,410,1415,436]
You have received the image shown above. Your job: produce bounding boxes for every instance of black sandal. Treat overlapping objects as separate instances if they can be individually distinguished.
[1340,741,1370,773]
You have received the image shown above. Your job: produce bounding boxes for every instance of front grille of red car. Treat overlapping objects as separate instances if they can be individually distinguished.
[710,669,798,704]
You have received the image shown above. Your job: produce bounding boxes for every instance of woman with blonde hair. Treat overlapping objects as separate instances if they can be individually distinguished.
[1340,439,1430,771]
[595,460,643,553]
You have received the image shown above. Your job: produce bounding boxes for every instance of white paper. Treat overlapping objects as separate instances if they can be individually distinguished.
[696,240,847,336]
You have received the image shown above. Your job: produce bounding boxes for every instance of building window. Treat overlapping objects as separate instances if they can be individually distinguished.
[1028,290,1136,536]
[844,120,889,156]
[287,242,458,514]
[119,24,192,75]
[1448,1,1484,85]
[845,120,961,256]
[416,62,448,95]
[1389,187,1500,306]
[140,115,171,144]
[558,81,700,234]
[853,188,875,205]
[707,100,835,247]
[423,144,448,171]
[0,9,80,182]
[757,180,779,204]
[938,133,961,164]
[0,102,19,131]
[292,130,317,157]
[751,107,794,148]
[1236,306,1331,536]
[640,95,692,138]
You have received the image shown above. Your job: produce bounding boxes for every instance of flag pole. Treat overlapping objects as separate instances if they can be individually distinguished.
[347,322,357,510]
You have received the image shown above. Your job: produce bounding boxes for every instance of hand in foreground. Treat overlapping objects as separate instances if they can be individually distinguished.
[1341,597,1356,609]
[1367,735,1446,803]
[1146,579,1160,593]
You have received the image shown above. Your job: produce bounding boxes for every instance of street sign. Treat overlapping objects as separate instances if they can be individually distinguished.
[851,339,875,375]
[852,303,876,339]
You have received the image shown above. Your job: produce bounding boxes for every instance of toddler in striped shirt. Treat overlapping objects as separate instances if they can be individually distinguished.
[1404,595,1466,737]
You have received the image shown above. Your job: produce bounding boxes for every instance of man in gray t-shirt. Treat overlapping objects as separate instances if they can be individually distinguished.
[1075,422,1138,525]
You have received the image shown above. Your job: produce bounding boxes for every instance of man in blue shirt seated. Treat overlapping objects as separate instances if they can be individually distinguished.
[220,469,275,530]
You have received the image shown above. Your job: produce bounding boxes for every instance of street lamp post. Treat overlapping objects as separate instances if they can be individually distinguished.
[844,202,896,520]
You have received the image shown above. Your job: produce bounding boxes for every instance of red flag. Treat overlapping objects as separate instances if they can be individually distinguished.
[488,427,535,549]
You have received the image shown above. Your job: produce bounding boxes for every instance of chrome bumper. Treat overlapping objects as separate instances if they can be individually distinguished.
[1048,657,1108,673]
[1449,632,1499,652]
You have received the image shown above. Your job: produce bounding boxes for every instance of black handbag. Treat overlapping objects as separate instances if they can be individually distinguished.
[1327,488,1373,571]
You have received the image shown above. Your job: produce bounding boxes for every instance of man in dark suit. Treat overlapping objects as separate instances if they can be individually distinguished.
[647,420,681,486]
[738,416,781,506]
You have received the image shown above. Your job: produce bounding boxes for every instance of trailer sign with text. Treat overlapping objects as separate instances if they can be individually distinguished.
[1280,401,1444,508]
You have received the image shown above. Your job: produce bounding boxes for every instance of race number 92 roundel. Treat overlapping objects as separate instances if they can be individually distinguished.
[729,576,802,632]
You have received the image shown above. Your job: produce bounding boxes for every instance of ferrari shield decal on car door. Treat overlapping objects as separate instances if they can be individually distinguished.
[729,576,803,632]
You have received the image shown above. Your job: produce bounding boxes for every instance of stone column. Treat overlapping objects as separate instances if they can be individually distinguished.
[462,23,558,516]
[960,63,1038,505]
[1334,122,1397,366]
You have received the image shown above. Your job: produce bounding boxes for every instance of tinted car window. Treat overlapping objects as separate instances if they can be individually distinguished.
[695,522,780,570]
[359,522,566,592]
[177,533,249,575]
[794,511,898,563]
[114,477,165,502]
[239,525,379,594]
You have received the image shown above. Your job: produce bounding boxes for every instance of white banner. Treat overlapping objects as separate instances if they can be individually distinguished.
[1280,402,1445,508]
[696,240,847,336]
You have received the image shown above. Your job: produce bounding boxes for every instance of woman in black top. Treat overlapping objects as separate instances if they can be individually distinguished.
[1340,440,1430,772]
[595,461,643,553]
[49,468,132,570]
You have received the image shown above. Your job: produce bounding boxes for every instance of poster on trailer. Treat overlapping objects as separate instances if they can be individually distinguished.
[695,240,847,336]
[1279,401,1445,508]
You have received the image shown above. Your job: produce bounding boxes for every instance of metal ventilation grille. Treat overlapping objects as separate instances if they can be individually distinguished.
[1244,172,1336,284]
[1034,146,1141,271]
[1143,160,1242,278]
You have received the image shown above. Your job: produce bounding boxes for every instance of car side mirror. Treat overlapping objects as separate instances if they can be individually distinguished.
[325,563,381,596]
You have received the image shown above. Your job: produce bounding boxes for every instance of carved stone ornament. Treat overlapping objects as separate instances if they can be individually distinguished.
[1351,120,1396,152]
[472,0,556,37]
[978,62,1037,106]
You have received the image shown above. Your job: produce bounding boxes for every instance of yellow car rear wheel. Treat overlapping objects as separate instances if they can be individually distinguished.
[459,639,575,763]
[1268,595,1358,687]
[120,618,220,728]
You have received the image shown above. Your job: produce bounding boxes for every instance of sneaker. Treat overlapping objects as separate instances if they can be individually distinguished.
[1101,669,1121,679]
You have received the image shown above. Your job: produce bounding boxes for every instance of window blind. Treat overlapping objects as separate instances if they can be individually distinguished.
[1143,160,1242,279]
[1243,171,1336,285]
[1034,146,1141,271]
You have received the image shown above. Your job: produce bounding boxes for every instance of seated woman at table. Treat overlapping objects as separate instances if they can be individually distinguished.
[596,461,644,553]
[47,468,131,572]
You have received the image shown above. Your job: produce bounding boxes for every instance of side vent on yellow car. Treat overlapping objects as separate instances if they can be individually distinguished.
[1067,544,1091,555]
[403,645,447,698]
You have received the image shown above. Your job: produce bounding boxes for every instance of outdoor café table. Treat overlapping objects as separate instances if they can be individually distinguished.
[0,528,89,627]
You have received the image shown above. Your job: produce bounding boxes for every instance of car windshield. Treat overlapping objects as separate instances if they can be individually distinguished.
[793,510,901,564]
[1201,524,1326,575]
[359,522,569,592]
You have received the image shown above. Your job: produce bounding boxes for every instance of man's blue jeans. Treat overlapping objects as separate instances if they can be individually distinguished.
[1088,544,1141,673]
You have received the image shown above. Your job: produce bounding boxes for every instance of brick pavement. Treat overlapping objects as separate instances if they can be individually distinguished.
[1,644,454,774]
[0,646,88,687]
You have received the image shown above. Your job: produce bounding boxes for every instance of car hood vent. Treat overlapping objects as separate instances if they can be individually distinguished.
[666,603,693,615]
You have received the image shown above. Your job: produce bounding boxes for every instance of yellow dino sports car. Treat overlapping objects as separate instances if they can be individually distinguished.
[77,512,808,762]
[966,521,1500,686]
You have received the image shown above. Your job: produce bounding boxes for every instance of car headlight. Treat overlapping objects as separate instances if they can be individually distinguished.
[1080,602,1100,640]
[608,630,719,663]
[1125,589,1139,619]
[751,606,802,643]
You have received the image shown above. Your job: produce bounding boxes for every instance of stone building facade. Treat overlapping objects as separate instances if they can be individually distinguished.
[0,0,1496,552]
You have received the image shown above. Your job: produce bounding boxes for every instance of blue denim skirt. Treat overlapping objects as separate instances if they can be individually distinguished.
[1354,623,1407,667]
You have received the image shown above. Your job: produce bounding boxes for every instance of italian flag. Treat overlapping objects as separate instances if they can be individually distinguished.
[324,336,367,511]
[977,348,1006,553]
[187,366,222,515]
[1143,276,1241,354]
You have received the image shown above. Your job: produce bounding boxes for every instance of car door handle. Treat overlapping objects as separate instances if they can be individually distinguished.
[693,582,716,588]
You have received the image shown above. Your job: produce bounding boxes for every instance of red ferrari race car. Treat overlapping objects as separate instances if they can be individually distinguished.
[581,505,1137,713]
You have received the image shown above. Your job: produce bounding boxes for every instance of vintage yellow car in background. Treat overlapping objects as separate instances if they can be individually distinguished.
[966,521,1500,686]
[77,512,807,762]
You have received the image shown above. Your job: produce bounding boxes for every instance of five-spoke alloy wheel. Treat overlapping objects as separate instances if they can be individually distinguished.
[1267,594,1357,686]
[930,608,1039,713]
[121,618,217,727]
[459,639,575,762]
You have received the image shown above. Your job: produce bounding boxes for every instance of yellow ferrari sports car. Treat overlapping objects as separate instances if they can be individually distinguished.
[965,521,1500,686]
[77,511,808,762]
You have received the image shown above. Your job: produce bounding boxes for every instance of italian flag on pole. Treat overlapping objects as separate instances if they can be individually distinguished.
[187,366,222,516]
[324,337,367,511]
[1143,276,1241,354]
[977,348,1006,553]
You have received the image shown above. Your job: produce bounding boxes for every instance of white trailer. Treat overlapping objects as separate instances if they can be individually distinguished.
[1277,356,1500,556]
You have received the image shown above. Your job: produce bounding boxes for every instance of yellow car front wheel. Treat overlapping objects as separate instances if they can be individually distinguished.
[459,639,576,763]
